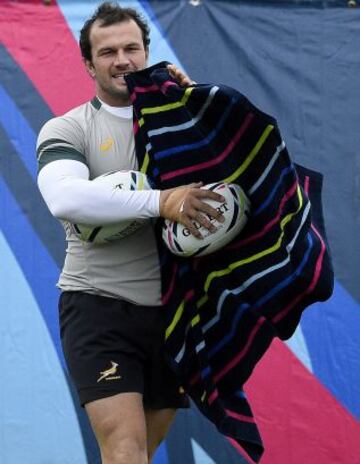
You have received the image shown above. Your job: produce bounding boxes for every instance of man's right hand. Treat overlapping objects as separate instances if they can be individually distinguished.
[159,183,225,239]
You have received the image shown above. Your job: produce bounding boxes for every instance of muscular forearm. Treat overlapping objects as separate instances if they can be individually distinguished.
[37,160,160,225]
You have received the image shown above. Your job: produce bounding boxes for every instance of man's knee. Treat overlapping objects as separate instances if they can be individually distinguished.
[101,435,147,464]
[91,408,147,464]
[86,393,148,464]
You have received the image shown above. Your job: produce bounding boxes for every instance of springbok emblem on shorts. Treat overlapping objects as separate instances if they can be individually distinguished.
[97,361,120,383]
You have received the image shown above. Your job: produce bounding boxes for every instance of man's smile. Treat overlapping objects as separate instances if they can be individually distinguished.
[112,71,133,78]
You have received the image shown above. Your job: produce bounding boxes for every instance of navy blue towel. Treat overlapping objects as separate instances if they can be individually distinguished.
[125,62,334,462]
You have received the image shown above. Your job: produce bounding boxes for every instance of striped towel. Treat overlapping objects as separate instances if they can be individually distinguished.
[125,62,334,462]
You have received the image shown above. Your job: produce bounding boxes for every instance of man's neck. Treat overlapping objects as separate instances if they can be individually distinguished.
[98,97,133,119]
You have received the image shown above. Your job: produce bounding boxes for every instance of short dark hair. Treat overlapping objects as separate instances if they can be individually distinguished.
[79,1,151,62]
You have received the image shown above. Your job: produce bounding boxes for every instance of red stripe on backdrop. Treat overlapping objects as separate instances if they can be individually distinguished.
[0,1,93,115]
[246,339,360,464]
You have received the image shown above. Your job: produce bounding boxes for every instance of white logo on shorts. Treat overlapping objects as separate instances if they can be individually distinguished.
[97,361,122,383]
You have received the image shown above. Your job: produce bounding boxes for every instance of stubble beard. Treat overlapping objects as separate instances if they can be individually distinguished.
[100,80,131,106]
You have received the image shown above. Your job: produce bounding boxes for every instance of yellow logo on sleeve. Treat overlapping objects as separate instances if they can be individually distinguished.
[100,138,114,152]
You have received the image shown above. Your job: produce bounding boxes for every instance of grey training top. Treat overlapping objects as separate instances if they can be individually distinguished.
[36,97,162,306]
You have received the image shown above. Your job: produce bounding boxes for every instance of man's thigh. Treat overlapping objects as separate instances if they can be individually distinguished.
[86,392,147,462]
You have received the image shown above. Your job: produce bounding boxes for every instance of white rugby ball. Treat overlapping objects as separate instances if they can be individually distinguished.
[162,182,250,257]
[70,170,151,243]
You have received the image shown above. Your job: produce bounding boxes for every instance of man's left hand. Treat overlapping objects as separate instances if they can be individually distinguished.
[167,64,196,86]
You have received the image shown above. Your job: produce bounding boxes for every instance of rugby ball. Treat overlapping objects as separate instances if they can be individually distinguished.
[162,182,250,257]
[70,170,151,243]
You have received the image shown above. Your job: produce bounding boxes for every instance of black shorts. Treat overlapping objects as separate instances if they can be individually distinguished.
[59,291,189,409]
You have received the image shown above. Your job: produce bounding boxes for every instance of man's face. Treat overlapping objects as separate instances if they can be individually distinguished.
[86,19,148,106]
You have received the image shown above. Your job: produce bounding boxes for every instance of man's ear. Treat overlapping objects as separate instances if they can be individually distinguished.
[84,59,95,78]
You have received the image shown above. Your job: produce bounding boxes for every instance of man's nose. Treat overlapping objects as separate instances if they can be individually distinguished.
[114,50,130,66]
